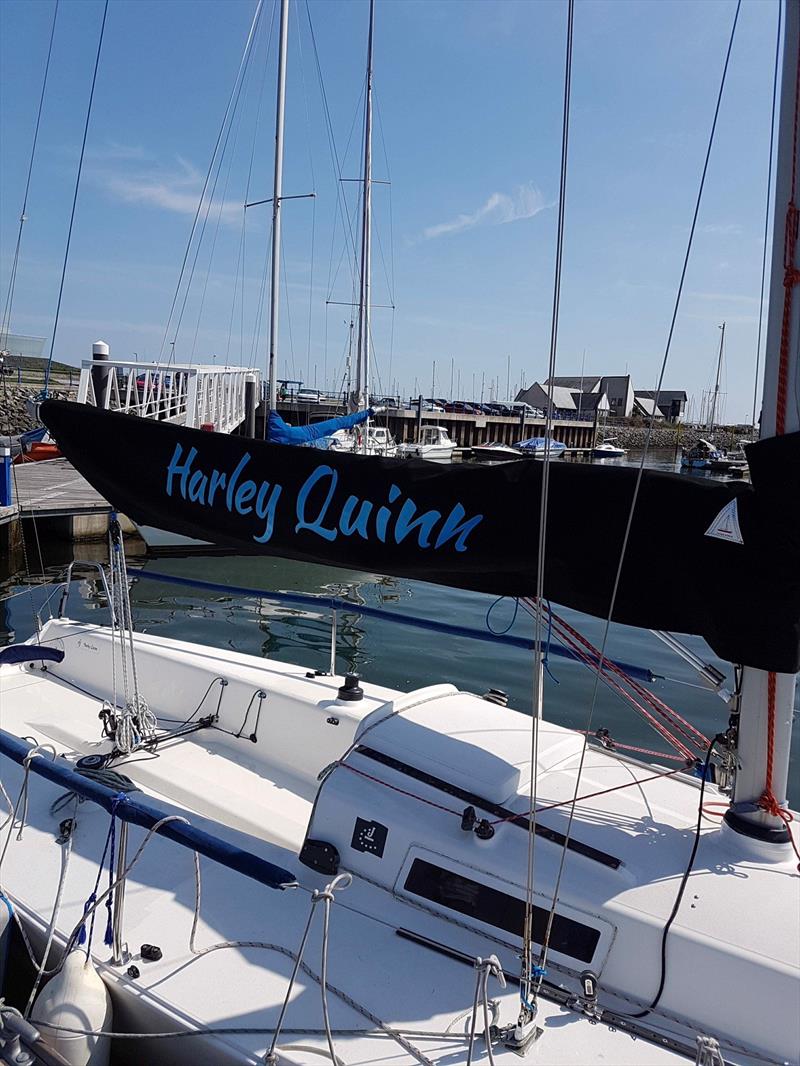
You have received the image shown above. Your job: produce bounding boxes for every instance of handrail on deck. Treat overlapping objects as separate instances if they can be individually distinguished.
[0,729,296,891]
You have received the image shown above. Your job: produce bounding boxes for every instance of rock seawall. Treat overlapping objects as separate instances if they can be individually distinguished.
[606,424,750,452]
[0,385,75,436]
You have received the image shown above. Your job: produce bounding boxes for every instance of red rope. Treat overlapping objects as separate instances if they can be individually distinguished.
[541,600,708,749]
[522,597,707,761]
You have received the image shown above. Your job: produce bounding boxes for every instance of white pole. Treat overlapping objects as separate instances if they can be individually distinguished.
[355,0,375,420]
[727,0,797,850]
[268,0,289,411]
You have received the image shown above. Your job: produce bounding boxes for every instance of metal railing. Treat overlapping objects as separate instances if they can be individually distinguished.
[77,360,261,434]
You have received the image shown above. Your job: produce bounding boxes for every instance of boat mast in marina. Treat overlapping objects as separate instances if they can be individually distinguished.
[706,320,725,434]
[267,0,289,412]
[727,3,797,849]
[353,0,375,428]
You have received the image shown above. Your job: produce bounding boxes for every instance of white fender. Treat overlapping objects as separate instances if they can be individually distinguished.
[0,894,11,989]
[31,949,112,1066]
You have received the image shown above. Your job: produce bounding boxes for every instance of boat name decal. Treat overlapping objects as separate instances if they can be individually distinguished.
[165,444,484,552]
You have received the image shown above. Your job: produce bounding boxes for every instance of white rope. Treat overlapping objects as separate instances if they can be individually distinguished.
[107,522,156,753]
[187,854,433,1066]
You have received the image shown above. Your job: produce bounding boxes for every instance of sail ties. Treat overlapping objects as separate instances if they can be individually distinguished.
[108,515,156,754]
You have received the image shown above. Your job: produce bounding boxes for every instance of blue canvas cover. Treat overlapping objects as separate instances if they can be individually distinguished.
[267,408,374,446]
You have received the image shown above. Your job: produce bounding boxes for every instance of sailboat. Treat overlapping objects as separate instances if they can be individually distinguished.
[682,324,726,469]
[1,3,799,1065]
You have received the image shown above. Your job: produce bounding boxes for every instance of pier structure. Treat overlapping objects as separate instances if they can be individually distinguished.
[271,399,597,451]
[77,345,261,436]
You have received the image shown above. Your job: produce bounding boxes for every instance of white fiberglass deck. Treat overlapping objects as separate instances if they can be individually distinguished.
[0,618,797,1065]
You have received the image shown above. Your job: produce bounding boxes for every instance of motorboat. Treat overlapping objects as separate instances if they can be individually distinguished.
[469,440,522,461]
[396,426,456,460]
[592,437,626,458]
[680,438,722,470]
[516,436,567,458]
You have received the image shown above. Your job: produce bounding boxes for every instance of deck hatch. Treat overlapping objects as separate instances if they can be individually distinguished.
[404,858,601,963]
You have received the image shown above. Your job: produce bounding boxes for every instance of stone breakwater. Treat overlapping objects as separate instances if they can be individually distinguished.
[0,385,75,436]
[607,424,751,452]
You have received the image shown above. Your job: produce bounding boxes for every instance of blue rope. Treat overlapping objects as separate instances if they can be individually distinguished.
[77,792,126,949]
[485,595,519,636]
[0,891,13,921]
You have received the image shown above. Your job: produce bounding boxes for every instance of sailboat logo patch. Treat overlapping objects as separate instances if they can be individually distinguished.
[351,818,388,857]
[705,498,744,545]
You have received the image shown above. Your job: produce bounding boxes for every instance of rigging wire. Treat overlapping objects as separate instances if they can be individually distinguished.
[521,0,573,1012]
[294,0,318,386]
[43,0,108,397]
[159,0,264,363]
[752,1,782,432]
[534,0,742,992]
[0,0,58,350]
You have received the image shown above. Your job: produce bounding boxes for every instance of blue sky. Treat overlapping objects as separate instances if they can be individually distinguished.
[0,0,780,421]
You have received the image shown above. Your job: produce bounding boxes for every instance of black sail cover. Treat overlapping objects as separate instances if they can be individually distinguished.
[41,399,800,673]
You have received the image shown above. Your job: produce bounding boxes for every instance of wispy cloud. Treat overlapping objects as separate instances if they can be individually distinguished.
[422,183,551,240]
[700,222,743,237]
[97,155,241,225]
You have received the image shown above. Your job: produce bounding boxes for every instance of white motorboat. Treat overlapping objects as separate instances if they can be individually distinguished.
[592,438,626,458]
[397,426,456,460]
[470,441,523,461]
[516,436,567,458]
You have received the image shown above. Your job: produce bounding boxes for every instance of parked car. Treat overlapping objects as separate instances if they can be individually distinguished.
[296,388,321,404]
[508,401,542,418]
[444,400,477,414]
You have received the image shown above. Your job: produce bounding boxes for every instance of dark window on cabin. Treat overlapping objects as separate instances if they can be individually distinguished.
[404,859,600,964]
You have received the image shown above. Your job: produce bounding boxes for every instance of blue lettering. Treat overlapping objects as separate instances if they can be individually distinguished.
[234,479,257,515]
[394,499,441,549]
[188,470,207,505]
[225,453,251,511]
[253,483,282,543]
[434,503,483,552]
[295,466,338,542]
[165,444,197,499]
[208,468,227,506]
[340,495,373,539]
[377,484,403,542]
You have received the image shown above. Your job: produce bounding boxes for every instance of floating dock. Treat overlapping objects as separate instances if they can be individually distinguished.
[0,458,116,553]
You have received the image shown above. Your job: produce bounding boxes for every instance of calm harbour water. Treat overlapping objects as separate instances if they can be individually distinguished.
[1,448,797,803]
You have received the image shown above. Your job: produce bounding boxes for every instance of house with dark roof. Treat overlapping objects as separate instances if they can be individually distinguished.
[634,390,687,422]
[545,374,635,418]
[515,382,610,421]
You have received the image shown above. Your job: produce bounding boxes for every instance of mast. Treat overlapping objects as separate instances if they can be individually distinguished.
[726,0,797,850]
[355,0,375,419]
[707,321,725,433]
[267,0,289,412]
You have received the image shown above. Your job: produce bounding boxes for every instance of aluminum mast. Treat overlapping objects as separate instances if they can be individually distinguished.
[267,0,289,412]
[726,0,797,850]
[354,0,375,424]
